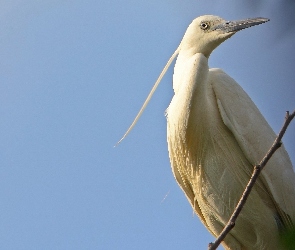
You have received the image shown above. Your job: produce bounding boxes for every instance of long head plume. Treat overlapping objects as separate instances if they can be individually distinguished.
[115,47,180,146]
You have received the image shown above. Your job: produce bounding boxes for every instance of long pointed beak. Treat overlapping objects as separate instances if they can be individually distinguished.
[213,17,270,33]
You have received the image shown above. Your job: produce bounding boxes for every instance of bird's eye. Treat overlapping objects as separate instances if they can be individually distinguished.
[200,22,209,30]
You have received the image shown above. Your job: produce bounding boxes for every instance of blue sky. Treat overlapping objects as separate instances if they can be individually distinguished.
[0,1,294,249]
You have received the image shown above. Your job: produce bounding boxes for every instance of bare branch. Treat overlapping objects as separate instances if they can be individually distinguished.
[208,110,295,250]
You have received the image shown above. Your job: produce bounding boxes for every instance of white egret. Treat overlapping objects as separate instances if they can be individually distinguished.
[119,15,295,249]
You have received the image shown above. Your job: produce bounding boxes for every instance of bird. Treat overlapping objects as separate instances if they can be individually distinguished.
[118,15,295,249]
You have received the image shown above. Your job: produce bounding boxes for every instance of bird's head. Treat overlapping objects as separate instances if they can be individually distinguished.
[180,15,269,58]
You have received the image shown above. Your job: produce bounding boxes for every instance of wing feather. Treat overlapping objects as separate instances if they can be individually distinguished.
[210,68,295,221]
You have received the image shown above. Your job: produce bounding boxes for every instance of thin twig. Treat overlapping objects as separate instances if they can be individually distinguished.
[208,110,295,250]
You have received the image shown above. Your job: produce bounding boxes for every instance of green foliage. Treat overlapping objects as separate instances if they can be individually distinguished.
[280,227,295,250]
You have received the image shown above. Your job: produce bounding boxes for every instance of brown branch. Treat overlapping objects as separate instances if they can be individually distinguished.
[208,110,295,250]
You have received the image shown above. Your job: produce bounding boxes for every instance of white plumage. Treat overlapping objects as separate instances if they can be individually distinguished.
[166,15,295,249]
[119,15,295,250]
